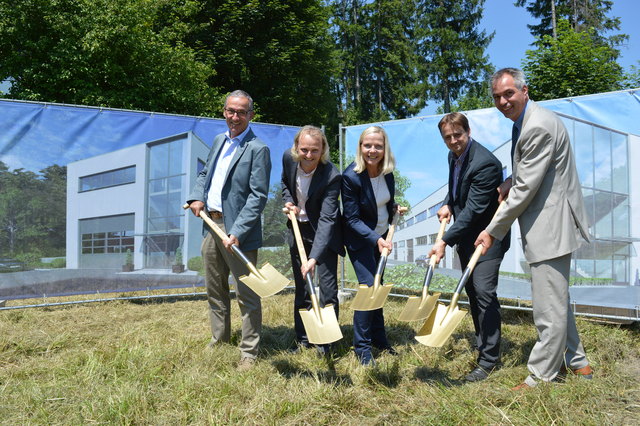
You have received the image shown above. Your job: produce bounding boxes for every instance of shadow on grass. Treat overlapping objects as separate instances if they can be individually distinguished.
[413,365,462,387]
[270,358,354,386]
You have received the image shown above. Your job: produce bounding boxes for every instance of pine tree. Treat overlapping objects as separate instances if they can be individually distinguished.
[417,0,494,113]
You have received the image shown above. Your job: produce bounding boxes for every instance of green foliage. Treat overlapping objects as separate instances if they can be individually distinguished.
[262,184,289,247]
[187,256,203,275]
[331,0,427,124]
[0,0,219,116]
[257,246,292,280]
[437,71,495,113]
[186,0,338,128]
[623,62,640,88]
[523,20,625,100]
[49,258,66,268]
[124,249,133,266]
[174,247,183,265]
[515,0,628,50]
[384,264,458,293]
[417,0,494,113]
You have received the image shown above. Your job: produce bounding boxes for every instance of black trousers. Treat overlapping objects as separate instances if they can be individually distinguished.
[289,222,339,345]
[459,253,502,369]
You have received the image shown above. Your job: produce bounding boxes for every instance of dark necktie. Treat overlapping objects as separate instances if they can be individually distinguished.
[511,124,519,162]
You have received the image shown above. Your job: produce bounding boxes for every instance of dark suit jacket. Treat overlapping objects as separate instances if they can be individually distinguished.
[341,162,395,252]
[281,150,345,262]
[442,139,510,262]
[187,128,271,251]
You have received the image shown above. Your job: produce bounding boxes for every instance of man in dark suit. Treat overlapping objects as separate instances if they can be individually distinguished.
[282,125,344,354]
[429,112,509,382]
[476,68,592,390]
[186,90,271,371]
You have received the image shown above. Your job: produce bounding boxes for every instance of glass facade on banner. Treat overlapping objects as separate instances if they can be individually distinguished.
[562,116,631,285]
[146,137,185,268]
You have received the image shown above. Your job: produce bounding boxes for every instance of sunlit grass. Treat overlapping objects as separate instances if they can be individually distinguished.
[1,290,639,424]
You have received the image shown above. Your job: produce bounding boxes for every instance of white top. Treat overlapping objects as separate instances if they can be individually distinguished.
[295,164,316,222]
[371,174,390,236]
[206,127,250,212]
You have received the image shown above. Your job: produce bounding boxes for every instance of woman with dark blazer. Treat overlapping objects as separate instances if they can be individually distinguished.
[342,125,399,366]
[282,125,344,354]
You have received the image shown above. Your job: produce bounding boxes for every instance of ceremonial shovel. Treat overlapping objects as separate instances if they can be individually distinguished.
[415,202,504,347]
[285,208,342,344]
[397,218,447,322]
[350,207,405,311]
[184,204,289,298]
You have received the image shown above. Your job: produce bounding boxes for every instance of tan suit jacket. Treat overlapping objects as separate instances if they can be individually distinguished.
[486,100,590,263]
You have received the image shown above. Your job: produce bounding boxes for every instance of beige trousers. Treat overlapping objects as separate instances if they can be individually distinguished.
[201,216,261,359]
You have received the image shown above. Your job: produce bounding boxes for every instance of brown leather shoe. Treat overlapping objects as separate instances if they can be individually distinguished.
[572,365,593,379]
[510,382,532,391]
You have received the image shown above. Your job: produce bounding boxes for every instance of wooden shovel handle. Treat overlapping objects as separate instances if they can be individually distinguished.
[183,203,227,241]
[284,208,309,264]
[428,218,448,268]
[381,206,407,257]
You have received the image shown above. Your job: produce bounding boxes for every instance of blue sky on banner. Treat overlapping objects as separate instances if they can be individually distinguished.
[345,89,640,206]
[0,99,299,187]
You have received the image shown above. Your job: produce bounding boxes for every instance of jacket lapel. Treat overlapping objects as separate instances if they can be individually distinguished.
[224,129,253,183]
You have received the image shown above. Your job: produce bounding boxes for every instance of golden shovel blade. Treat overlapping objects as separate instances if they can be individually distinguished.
[397,292,441,322]
[414,302,467,347]
[239,262,290,298]
[350,283,393,311]
[299,304,343,345]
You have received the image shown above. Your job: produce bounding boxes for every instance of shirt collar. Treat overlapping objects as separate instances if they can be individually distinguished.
[225,125,251,144]
[297,163,317,177]
[455,137,473,163]
[513,100,528,133]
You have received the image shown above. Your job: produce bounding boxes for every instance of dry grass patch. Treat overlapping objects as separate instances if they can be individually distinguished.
[1,291,639,424]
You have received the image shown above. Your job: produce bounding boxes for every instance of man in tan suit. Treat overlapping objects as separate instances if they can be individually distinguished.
[475,68,593,390]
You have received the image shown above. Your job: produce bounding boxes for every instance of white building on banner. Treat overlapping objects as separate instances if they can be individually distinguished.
[66,132,210,270]
[393,112,640,288]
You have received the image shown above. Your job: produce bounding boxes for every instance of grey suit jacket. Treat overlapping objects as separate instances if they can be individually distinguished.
[187,128,271,251]
[281,149,345,262]
[486,100,590,263]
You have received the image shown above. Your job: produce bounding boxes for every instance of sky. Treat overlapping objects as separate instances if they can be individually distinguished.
[421,0,639,115]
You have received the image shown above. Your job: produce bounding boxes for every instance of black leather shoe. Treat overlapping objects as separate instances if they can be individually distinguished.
[464,366,493,382]
[288,342,311,354]
[315,344,331,357]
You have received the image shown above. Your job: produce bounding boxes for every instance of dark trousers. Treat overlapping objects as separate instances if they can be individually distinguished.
[460,253,502,369]
[289,222,339,345]
[348,243,391,361]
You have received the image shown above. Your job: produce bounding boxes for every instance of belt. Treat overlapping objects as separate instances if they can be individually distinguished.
[208,210,223,219]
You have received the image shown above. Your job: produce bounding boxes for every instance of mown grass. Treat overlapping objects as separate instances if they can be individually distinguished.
[1,289,639,425]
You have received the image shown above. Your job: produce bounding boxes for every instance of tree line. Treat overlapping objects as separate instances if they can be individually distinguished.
[1,0,636,144]
[0,162,66,258]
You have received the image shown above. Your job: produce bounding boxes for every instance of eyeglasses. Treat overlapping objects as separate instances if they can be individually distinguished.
[224,108,251,117]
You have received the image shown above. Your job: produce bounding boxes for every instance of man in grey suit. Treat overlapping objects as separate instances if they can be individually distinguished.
[186,90,271,371]
[475,68,592,389]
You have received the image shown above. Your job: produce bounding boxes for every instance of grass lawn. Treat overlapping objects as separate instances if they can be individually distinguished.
[1,289,639,424]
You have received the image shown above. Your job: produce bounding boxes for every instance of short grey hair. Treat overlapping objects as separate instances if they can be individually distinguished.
[225,90,254,111]
[491,68,527,90]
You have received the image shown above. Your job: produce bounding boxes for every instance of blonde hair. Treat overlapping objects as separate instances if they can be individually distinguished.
[353,126,395,175]
[290,125,330,164]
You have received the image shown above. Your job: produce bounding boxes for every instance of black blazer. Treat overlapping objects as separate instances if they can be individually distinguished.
[442,139,510,261]
[341,161,395,252]
[281,149,345,262]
